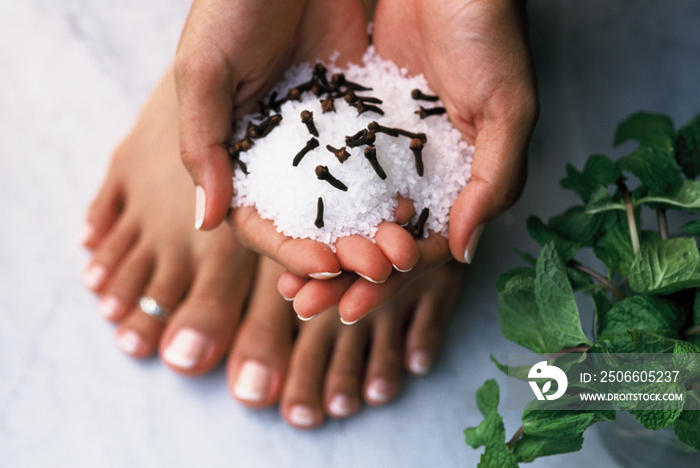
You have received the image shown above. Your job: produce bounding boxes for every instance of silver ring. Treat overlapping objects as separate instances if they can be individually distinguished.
[138,296,171,321]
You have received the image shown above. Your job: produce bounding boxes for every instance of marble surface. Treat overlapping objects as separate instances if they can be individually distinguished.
[1,1,699,466]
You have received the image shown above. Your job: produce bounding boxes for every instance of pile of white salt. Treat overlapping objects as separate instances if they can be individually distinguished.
[230,47,473,248]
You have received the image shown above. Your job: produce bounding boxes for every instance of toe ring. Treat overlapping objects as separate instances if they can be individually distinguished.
[138,296,171,322]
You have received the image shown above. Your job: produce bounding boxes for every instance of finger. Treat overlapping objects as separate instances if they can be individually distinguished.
[175,41,235,231]
[334,235,393,284]
[230,206,341,279]
[373,222,420,273]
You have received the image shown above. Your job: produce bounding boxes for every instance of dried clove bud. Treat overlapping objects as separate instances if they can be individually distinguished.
[313,63,330,88]
[315,197,324,228]
[409,138,425,176]
[411,89,439,102]
[350,101,384,116]
[366,121,399,137]
[344,90,383,105]
[300,110,319,137]
[363,147,386,180]
[315,165,348,191]
[248,114,282,139]
[415,105,446,119]
[286,87,302,101]
[326,144,351,163]
[407,208,430,238]
[292,137,319,167]
[320,97,336,113]
[330,73,372,91]
[345,129,376,148]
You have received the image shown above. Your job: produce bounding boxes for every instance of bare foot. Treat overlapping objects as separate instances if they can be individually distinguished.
[228,257,463,429]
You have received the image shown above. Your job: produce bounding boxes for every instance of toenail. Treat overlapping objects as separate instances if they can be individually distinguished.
[308,271,341,280]
[163,328,210,370]
[98,295,122,320]
[328,394,355,418]
[115,330,142,355]
[288,405,317,427]
[233,360,272,403]
[82,263,107,290]
[409,351,431,375]
[194,185,205,230]
[367,378,391,404]
[356,272,386,284]
[392,263,413,273]
[79,223,95,246]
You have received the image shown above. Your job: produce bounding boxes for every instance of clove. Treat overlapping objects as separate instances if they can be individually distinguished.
[292,137,319,167]
[248,114,282,139]
[300,110,319,137]
[345,129,376,148]
[313,63,330,88]
[350,101,384,116]
[286,87,302,102]
[367,121,426,142]
[326,144,351,163]
[363,147,386,180]
[315,165,348,191]
[409,138,425,176]
[320,97,336,113]
[415,105,446,119]
[344,90,383,105]
[407,208,430,238]
[411,89,439,102]
[330,73,372,91]
[315,197,324,228]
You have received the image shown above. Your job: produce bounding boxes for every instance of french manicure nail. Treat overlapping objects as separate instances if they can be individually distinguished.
[340,316,359,326]
[233,360,272,402]
[115,329,141,355]
[409,351,431,375]
[328,394,354,418]
[309,271,341,280]
[356,272,386,284]
[297,313,318,322]
[79,223,94,246]
[82,263,107,290]
[392,263,413,273]
[98,295,122,320]
[288,405,316,427]
[163,328,210,370]
[367,378,390,404]
[194,185,205,230]
[464,223,485,264]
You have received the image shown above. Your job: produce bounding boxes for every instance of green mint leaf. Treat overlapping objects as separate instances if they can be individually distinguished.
[592,291,612,336]
[465,411,506,449]
[522,397,615,438]
[566,265,595,292]
[617,142,683,197]
[675,117,700,179]
[673,418,700,450]
[477,443,518,468]
[560,154,620,203]
[490,355,533,381]
[683,220,700,236]
[476,379,500,416]
[534,241,591,348]
[513,248,537,266]
[673,341,700,377]
[628,329,678,353]
[585,185,624,215]
[634,382,685,430]
[512,434,584,464]
[628,237,700,295]
[548,206,616,247]
[526,215,582,262]
[680,391,700,425]
[496,267,535,293]
[614,111,676,148]
[636,179,700,212]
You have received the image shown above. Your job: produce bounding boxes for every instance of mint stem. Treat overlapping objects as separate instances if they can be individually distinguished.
[568,260,626,300]
[506,425,524,451]
[617,181,640,255]
[657,208,669,240]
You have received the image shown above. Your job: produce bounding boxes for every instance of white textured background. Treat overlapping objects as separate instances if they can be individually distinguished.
[1,1,699,466]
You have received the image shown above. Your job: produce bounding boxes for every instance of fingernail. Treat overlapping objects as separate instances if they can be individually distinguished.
[297,313,318,322]
[82,263,107,290]
[309,271,341,280]
[367,378,391,404]
[194,185,205,230]
[328,394,355,418]
[233,360,272,402]
[79,223,94,246]
[340,316,359,325]
[356,272,386,284]
[392,263,413,273]
[98,295,122,320]
[282,296,295,302]
[288,405,317,428]
[163,328,210,370]
[115,330,141,355]
[409,351,431,375]
[464,223,485,264]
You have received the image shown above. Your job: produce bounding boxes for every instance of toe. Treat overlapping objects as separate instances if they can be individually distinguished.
[83,174,123,249]
[323,321,369,419]
[227,257,295,408]
[83,216,139,292]
[364,308,405,406]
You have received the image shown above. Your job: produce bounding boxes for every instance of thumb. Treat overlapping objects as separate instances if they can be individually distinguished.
[448,117,531,263]
[175,52,235,231]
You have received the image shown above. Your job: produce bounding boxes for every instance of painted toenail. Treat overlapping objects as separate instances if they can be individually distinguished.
[289,405,316,427]
[163,328,210,370]
[115,330,142,355]
[233,360,271,402]
[392,263,413,273]
[82,263,107,290]
[367,378,391,404]
[79,223,94,246]
[328,394,355,418]
[194,185,205,230]
[98,295,122,320]
[356,272,386,284]
[409,351,431,375]
[308,271,341,280]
